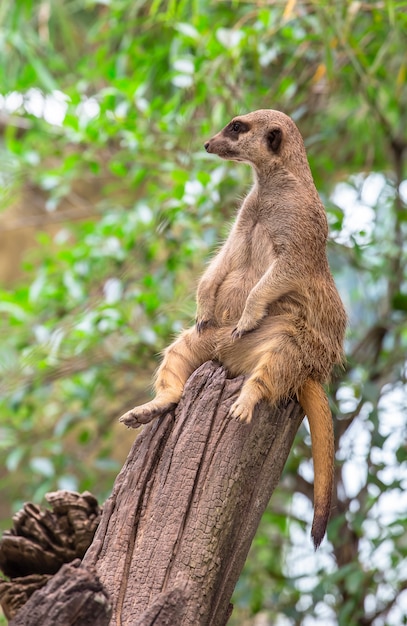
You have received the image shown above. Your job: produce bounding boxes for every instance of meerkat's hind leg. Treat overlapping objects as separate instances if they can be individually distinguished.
[229,339,305,424]
[229,375,266,424]
[120,327,215,429]
[119,399,177,429]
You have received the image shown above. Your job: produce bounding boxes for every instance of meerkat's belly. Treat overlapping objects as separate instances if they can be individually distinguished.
[214,265,266,323]
[214,224,276,324]
[214,274,252,322]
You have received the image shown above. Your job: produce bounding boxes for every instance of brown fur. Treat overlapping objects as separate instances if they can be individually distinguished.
[120,110,346,548]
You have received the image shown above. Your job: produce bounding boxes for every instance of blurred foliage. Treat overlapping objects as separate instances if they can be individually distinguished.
[0,1,407,625]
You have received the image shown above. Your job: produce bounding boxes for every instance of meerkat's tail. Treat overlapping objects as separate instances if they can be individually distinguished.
[298,378,334,550]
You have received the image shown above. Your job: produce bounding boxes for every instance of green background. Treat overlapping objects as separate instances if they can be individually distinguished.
[0,1,407,624]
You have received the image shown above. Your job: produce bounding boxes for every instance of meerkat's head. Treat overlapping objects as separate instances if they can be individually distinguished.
[204,109,313,183]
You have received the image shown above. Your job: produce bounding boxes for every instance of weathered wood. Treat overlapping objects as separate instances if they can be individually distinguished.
[83,361,304,625]
[8,560,111,626]
[0,490,102,620]
[0,574,52,621]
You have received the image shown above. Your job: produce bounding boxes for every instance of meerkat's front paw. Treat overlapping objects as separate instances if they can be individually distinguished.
[231,317,258,340]
[229,398,253,424]
[119,400,176,429]
[195,317,215,333]
[196,299,217,333]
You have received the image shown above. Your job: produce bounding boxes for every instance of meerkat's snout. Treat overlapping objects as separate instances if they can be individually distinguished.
[204,134,225,154]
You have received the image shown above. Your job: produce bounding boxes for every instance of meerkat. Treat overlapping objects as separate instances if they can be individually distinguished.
[120,109,346,548]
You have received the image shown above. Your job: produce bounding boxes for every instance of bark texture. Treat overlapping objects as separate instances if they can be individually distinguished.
[84,361,303,625]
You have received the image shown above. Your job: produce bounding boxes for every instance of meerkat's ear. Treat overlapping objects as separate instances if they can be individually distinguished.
[267,127,282,152]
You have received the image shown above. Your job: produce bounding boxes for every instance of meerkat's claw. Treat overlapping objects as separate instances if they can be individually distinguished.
[196,318,214,333]
[231,323,253,340]
[231,327,243,340]
[232,305,265,339]
[231,321,258,340]
[119,401,176,429]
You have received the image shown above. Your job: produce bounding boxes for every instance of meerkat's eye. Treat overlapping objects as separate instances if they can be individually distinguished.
[225,119,249,139]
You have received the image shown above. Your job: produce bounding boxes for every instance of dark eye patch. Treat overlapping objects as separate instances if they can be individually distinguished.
[224,119,250,140]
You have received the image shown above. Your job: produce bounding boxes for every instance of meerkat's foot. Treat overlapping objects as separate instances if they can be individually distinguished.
[119,400,176,429]
[229,397,254,424]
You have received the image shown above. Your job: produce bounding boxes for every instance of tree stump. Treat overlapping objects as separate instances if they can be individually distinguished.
[84,361,303,625]
[1,361,304,625]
